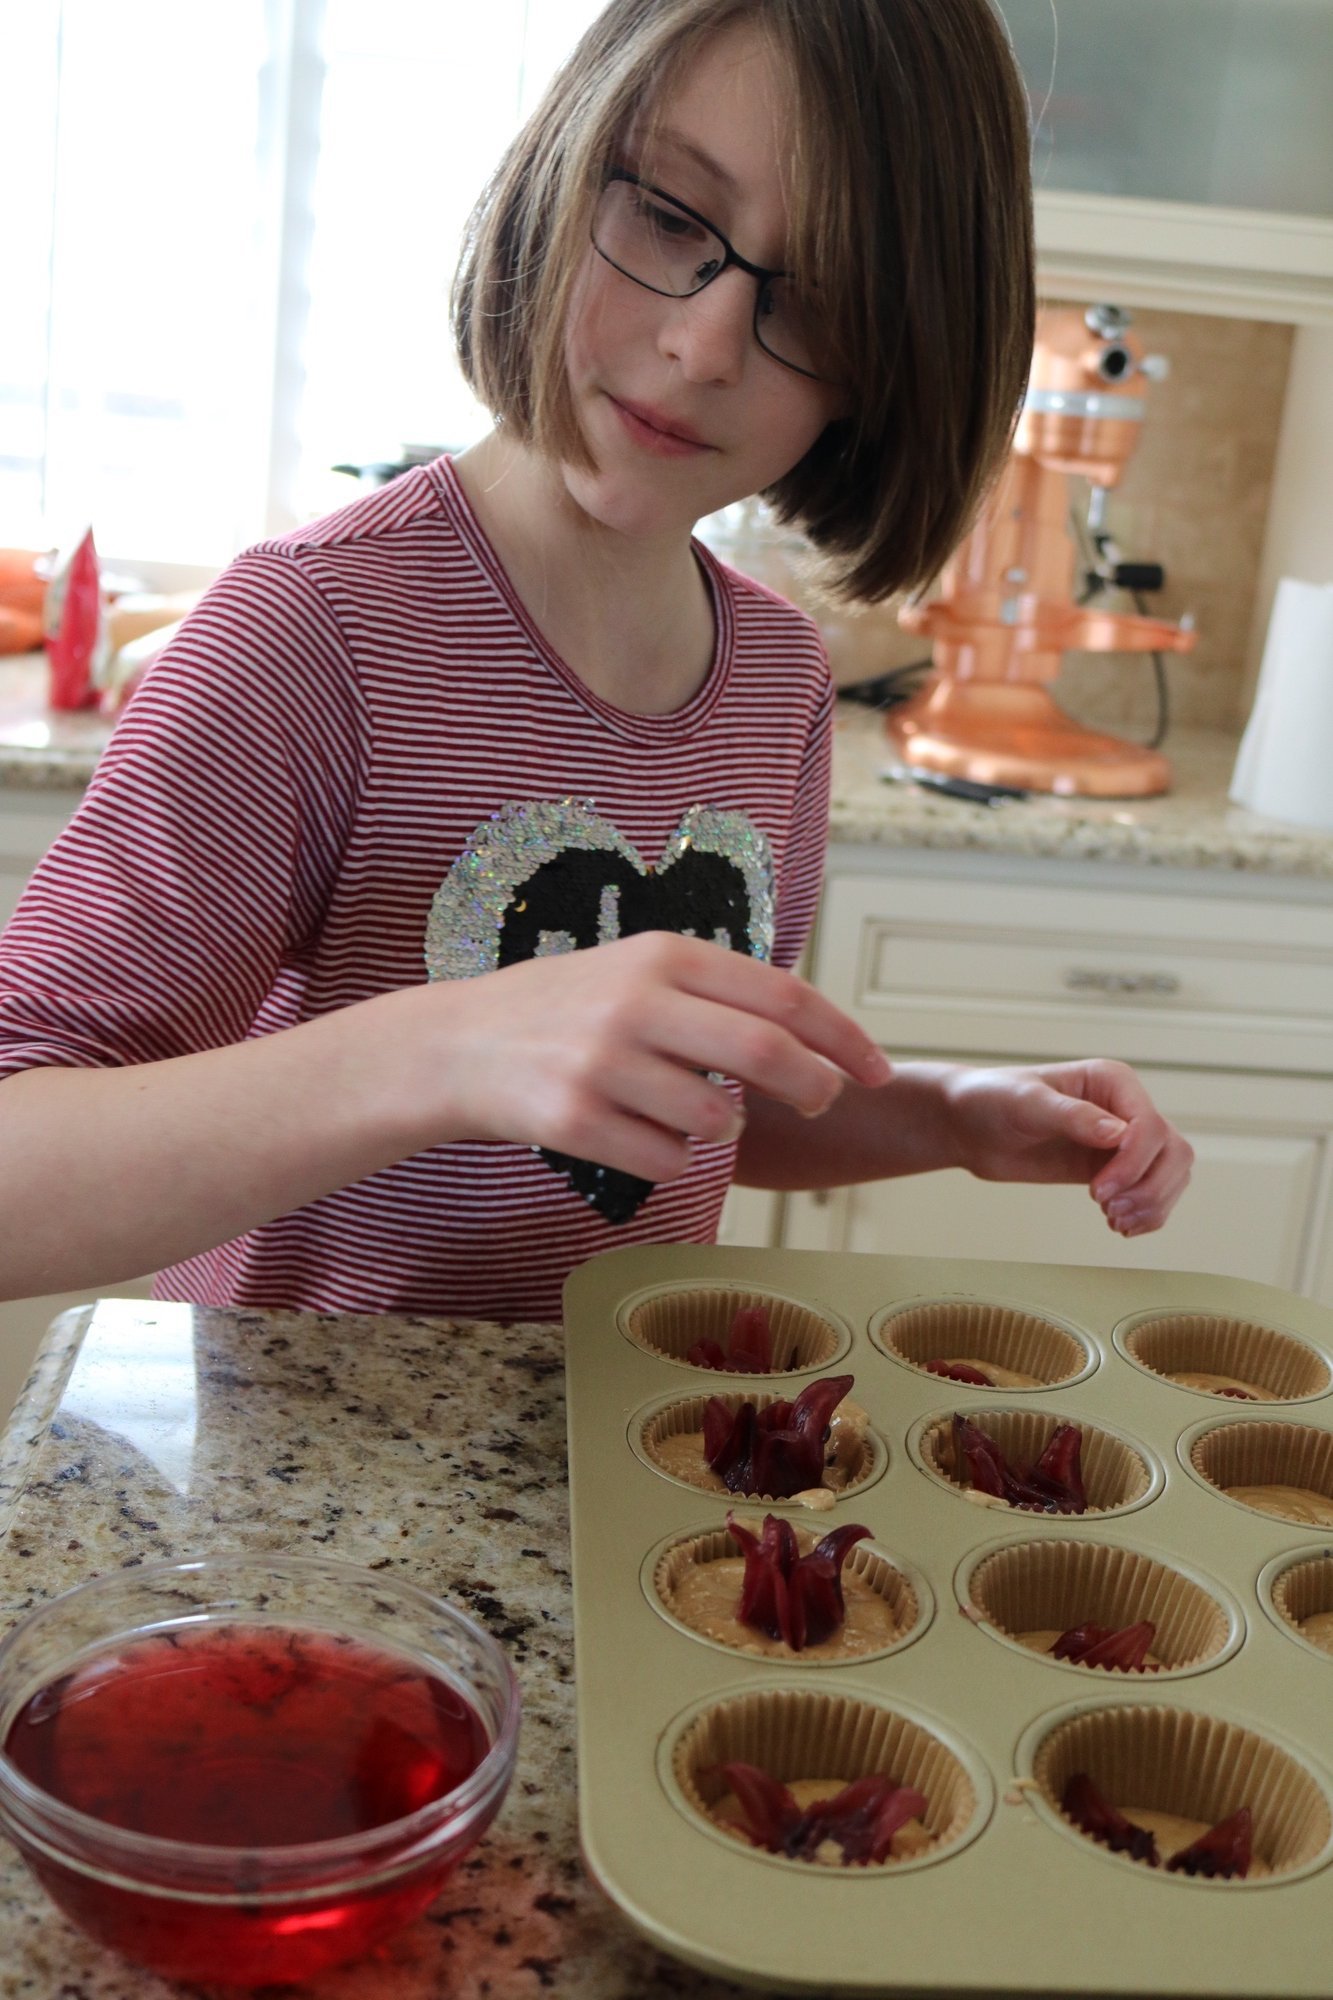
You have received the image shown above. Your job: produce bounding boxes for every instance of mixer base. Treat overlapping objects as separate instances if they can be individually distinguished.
[885,681,1172,798]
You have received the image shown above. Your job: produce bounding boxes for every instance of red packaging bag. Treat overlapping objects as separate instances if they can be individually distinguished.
[45,528,104,711]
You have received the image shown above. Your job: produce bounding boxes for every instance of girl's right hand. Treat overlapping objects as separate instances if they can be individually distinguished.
[392,931,891,1183]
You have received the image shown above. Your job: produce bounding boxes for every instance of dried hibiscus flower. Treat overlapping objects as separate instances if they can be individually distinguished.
[687,1304,773,1373]
[726,1510,871,1651]
[703,1374,854,1499]
[1051,1619,1159,1672]
[951,1413,1086,1513]
[716,1762,928,1865]
[1166,1807,1252,1878]
[925,1359,994,1386]
[1061,1773,1159,1864]
[1062,1774,1252,1878]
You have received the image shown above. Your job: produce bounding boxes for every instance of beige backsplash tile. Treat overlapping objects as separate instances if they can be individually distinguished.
[1052,302,1293,737]
[706,306,1293,737]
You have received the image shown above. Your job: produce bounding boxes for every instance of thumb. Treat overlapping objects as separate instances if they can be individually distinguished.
[1057,1094,1128,1150]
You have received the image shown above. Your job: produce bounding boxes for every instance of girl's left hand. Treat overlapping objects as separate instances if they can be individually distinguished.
[940,1058,1193,1236]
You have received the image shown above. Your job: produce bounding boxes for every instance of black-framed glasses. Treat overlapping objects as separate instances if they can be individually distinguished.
[591,168,832,382]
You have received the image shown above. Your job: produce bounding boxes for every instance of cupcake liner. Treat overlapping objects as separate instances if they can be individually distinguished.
[620,1285,846,1374]
[920,1408,1152,1515]
[1269,1554,1333,1657]
[1032,1705,1332,1880]
[651,1520,919,1664]
[874,1298,1089,1389]
[670,1687,977,1869]
[964,1539,1233,1673]
[638,1390,882,1502]
[1189,1422,1333,1524]
[1120,1313,1329,1403]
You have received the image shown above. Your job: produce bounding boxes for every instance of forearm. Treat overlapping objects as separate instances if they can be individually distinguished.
[0,987,435,1300]
[734,1062,964,1189]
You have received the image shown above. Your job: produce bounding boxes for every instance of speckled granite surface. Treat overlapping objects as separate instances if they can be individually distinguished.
[6,652,1333,879]
[0,1299,752,1999]
[829,703,1333,879]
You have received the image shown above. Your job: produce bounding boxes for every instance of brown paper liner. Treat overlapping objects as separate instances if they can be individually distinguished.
[1190,1422,1333,1522]
[967,1540,1230,1671]
[622,1286,843,1373]
[920,1408,1151,1516]
[1269,1554,1333,1653]
[1033,1705,1331,1879]
[640,1391,880,1501]
[876,1299,1088,1388]
[653,1522,918,1662]
[1122,1313,1329,1402]
[672,1688,975,1867]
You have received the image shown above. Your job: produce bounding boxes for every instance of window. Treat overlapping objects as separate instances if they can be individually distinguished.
[1,0,606,581]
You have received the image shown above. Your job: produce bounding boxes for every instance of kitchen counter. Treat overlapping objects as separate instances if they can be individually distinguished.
[5,651,1332,880]
[0,1298,749,2000]
[828,703,1333,879]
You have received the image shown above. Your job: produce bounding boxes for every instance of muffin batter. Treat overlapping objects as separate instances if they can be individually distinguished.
[1015,1628,1163,1669]
[1113,1807,1270,1879]
[712,1778,934,1865]
[928,1356,1043,1389]
[666,1543,901,1660]
[648,1398,869,1503]
[1169,1370,1274,1400]
[1227,1484,1333,1527]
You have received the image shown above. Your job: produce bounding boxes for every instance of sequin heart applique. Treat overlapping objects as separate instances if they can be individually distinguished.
[424,801,775,1221]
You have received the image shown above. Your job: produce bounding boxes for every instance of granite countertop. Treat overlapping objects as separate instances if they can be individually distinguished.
[828,703,1333,879]
[0,1299,749,2000]
[5,651,1332,880]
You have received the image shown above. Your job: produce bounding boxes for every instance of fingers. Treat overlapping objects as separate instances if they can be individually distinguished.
[1093,1129,1194,1235]
[1013,1062,1194,1236]
[1084,1073,1194,1233]
[649,988,849,1117]
[663,938,891,1093]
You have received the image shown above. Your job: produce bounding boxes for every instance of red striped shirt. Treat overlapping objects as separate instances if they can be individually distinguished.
[0,458,831,1321]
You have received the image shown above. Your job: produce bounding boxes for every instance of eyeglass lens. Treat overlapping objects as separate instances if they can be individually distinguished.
[592,178,823,379]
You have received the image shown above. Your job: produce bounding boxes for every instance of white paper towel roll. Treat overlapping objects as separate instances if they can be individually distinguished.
[1231,578,1333,832]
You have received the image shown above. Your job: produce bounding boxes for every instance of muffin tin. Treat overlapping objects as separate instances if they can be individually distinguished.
[563,1245,1333,1995]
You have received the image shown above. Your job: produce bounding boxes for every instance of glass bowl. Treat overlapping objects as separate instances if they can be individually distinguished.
[0,1552,521,1985]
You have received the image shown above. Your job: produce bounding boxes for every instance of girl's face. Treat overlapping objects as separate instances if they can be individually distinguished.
[561,25,844,542]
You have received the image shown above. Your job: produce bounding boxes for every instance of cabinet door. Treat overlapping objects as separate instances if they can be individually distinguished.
[782,1066,1333,1307]
[0,792,80,927]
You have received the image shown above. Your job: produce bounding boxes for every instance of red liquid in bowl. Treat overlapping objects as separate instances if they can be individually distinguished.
[3,1623,492,1983]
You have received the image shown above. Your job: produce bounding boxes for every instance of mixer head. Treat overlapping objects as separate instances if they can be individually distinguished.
[1016,304,1171,487]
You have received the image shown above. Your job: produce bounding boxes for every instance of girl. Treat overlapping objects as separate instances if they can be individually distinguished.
[0,0,1191,1321]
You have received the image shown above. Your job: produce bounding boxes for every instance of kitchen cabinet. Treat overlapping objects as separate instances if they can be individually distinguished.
[0,784,155,1423]
[997,0,1333,322]
[738,848,1333,1307]
[0,791,73,928]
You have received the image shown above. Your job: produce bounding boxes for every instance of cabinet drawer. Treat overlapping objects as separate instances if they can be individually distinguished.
[815,874,1333,1072]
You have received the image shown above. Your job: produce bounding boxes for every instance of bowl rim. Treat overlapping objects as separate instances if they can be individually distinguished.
[0,1550,522,1892]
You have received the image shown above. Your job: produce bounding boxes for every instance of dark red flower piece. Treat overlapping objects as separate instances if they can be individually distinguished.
[703,1374,854,1498]
[687,1303,774,1373]
[717,1761,928,1865]
[1165,1806,1252,1878]
[1024,1424,1087,1512]
[727,1510,871,1650]
[925,1359,993,1386]
[950,1414,1086,1514]
[1062,1772,1159,1865]
[1051,1619,1158,1672]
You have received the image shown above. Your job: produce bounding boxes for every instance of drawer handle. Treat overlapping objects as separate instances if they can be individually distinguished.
[1064,967,1181,997]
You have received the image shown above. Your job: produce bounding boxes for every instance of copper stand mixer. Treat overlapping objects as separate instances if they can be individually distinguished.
[886,304,1197,797]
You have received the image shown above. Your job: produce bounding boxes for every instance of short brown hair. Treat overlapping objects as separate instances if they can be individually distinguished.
[452,0,1034,604]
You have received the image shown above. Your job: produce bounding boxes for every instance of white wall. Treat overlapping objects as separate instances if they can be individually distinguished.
[1246,324,1333,700]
